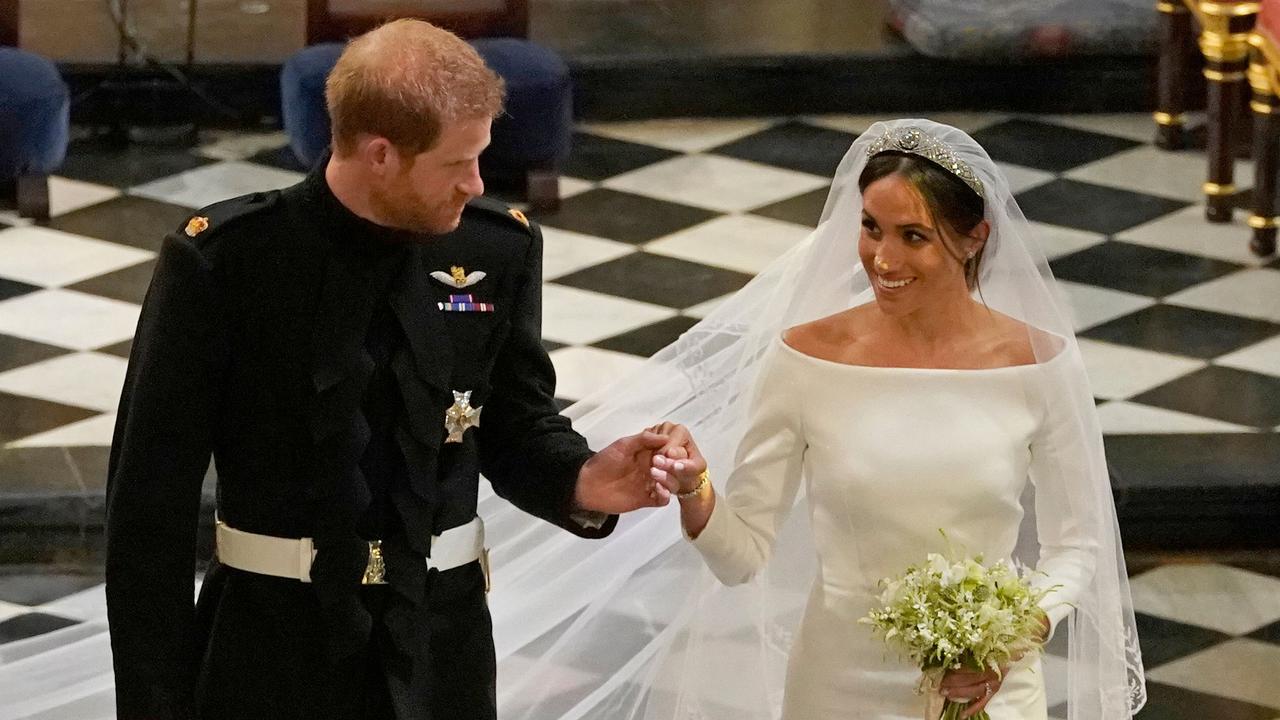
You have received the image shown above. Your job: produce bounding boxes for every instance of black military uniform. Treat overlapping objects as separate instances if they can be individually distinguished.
[104,160,617,720]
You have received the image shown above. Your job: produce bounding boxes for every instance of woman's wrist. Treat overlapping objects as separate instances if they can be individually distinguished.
[677,469,711,499]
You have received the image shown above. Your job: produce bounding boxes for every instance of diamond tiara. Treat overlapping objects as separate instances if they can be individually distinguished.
[864,126,985,198]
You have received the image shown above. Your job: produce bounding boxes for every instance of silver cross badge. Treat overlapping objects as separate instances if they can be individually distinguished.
[444,390,482,443]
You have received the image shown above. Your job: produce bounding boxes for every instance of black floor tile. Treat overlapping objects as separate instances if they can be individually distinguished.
[1050,241,1244,298]
[563,132,681,182]
[709,120,857,177]
[1081,305,1280,360]
[0,393,100,445]
[1135,681,1279,720]
[1246,619,1280,645]
[542,338,567,354]
[48,195,196,253]
[750,186,830,227]
[247,145,310,173]
[58,136,217,188]
[1016,179,1190,235]
[0,569,103,606]
[553,397,574,413]
[0,334,70,373]
[554,252,751,309]
[95,338,133,359]
[593,315,701,357]
[1130,366,1280,428]
[66,259,157,305]
[0,612,81,643]
[0,277,42,303]
[1105,433,1280,490]
[532,189,721,245]
[970,119,1143,173]
[1134,612,1233,669]
[0,445,112,495]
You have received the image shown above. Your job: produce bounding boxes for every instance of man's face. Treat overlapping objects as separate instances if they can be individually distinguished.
[370,117,491,235]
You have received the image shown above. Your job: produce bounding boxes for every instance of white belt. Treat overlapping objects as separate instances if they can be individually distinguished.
[215,515,487,586]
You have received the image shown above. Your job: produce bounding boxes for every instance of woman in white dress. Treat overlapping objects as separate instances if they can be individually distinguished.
[647,125,1095,719]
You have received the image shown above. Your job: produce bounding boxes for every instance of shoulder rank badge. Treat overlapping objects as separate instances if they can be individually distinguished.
[184,216,210,237]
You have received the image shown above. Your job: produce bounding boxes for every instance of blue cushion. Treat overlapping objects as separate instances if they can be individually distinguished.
[281,43,345,169]
[280,39,573,171]
[0,48,70,178]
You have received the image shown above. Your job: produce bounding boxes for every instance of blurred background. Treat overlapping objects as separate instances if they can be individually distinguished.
[0,2,1277,718]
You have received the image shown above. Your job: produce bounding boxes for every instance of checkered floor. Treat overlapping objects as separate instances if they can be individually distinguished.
[0,112,1278,717]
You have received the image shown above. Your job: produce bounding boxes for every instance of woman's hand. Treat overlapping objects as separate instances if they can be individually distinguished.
[938,610,1050,718]
[644,421,707,497]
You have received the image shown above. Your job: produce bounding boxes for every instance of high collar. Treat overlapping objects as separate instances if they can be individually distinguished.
[300,153,426,253]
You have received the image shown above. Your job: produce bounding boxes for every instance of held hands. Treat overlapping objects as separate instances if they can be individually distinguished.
[938,611,1051,718]
[575,430,676,514]
[644,421,708,501]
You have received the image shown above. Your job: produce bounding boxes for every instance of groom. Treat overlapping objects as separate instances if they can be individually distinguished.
[105,19,674,720]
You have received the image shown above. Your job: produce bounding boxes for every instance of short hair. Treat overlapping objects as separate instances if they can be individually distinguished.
[325,19,505,157]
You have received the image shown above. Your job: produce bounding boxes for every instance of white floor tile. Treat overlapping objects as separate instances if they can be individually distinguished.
[1057,281,1156,331]
[996,162,1055,195]
[683,293,735,320]
[1065,145,1253,203]
[559,176,595,200]
[1117,206,1273,267]
[46,176,122,217]
[1040,112,1170,143]
[131,160,304,208]
[540,227,635,281]
[1166,268,1280,324]
[1129,564,1280,635]
[1146,639,1280,710]
[579,117,776,153]
[0,352,128,412]
[0,226,154,287]
[196,130,290,161]
[0,289,140,351]
[603,155,829,214]
[1077,339,1206,400]
[0,601,27,622]
[1031,222,1108,261]
[7,412,118,448]
[541,284,676,345]
[1215,335,1280,378]
[806,113,1006,136]
[548,345,648,402]
[646,214,811,274]
[1095,401,1256,434]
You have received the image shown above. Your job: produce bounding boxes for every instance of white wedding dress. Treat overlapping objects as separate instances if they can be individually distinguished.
[689,337,1093,720]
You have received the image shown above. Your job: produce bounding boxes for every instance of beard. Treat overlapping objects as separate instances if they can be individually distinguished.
[369,182,463,236]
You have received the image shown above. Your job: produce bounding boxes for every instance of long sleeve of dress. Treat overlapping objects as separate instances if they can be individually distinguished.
[1027,381,1100,638]
[689,345,807,586]
[105,235,228,720]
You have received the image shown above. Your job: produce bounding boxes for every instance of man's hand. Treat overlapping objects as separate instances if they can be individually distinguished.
[575,431,673,514]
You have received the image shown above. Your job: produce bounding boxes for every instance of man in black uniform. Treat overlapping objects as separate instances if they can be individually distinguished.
[105,19,673,720]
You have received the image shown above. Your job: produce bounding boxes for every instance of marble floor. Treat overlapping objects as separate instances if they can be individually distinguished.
[0,112,1278,718]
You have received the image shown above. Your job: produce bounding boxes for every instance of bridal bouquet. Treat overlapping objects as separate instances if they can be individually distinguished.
[859,542,1054,720]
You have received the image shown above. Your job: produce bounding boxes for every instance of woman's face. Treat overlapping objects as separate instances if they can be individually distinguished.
[858,173,980,317]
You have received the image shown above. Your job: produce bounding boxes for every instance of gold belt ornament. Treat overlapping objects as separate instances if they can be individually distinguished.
[362,540,388,585]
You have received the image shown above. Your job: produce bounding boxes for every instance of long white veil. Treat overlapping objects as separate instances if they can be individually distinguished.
[0,120,1144,720]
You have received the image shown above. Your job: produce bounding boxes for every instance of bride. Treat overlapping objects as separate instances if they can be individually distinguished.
[0,121,1143,720]
[647,122,1113,719]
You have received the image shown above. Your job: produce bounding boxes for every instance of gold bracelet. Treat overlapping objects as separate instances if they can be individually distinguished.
[676,469,710,500]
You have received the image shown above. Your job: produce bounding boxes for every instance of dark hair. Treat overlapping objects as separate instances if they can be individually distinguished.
[857,152,986,290]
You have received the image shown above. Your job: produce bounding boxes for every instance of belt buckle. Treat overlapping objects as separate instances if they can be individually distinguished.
[362,540,387,585]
